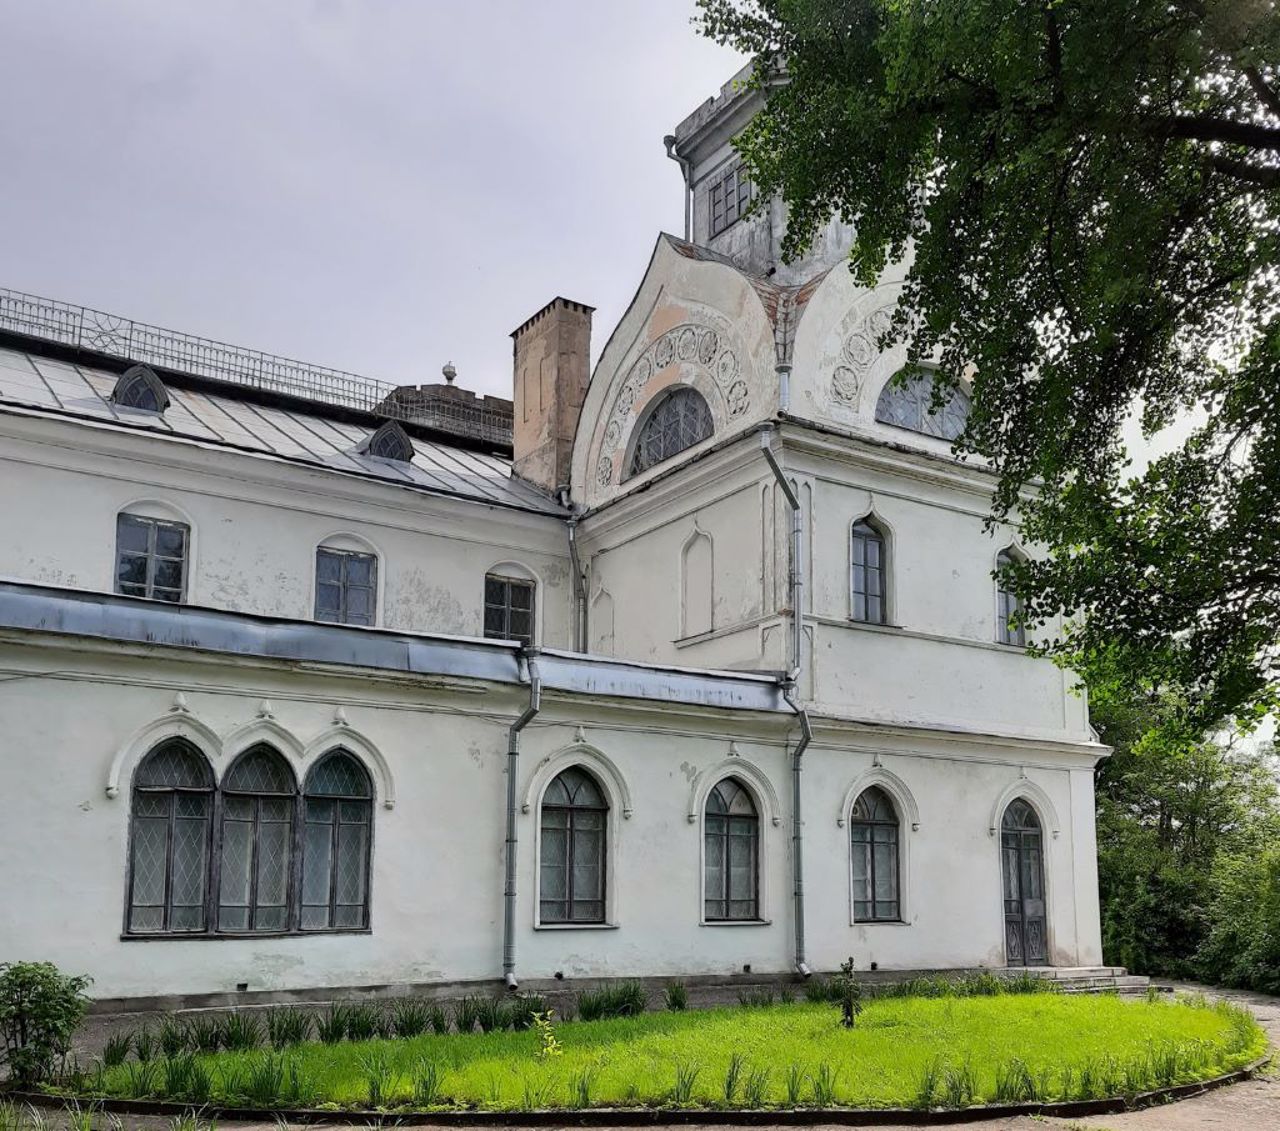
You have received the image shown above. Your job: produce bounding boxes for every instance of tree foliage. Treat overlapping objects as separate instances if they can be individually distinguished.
[0,961,90,1086]
[697,0,1280,732]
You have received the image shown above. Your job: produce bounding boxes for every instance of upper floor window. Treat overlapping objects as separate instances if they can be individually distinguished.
[996,549,1026,647]
[358,420,415,463]
[851,786,900,922]
[708,165,752,238]
[851,517,888,624]
[875,366,970,441]
[628,387,713,478]
[704,777,760,922]
[484,573,535,646]
[116,512,188,603]
[111,364,170,413]
[539,767,608,924]
[315,547,377,626]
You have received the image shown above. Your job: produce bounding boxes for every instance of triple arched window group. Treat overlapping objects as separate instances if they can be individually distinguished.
[536,767,906,926]
[126,740,374,936]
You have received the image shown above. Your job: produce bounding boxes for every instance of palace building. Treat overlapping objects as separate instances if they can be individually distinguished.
[0,65,1107,1005]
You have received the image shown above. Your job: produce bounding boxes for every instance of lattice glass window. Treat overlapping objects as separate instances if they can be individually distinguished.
[484,574,535,645]
[359,420,415,463]
[628,387,713,477]
[315,547,377,626]
[851,518,887,624]
[111,364,170,413]
[217,745,296,933]
[874,366,971,441]
[704,777,760,921]
[851,786,900,921]
[996,549,1026,646]
[539,767,608,924]
[708,165,752,237]
[127,740,214,934]
[116,513,188,603]
[301,751,373,931]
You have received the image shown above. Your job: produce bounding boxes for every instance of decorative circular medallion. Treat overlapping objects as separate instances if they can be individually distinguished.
[727,380,750,417]
[697,330,718,365]
[596,456,613,486]
[832,366,861,404]
[677,327,699,360]
[716,349,738,385]
[654,334,676,368]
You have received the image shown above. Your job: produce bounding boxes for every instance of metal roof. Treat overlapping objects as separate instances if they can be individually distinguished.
[0,343,564,516]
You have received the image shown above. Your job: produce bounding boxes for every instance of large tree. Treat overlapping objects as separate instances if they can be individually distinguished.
[697,0,1280,732]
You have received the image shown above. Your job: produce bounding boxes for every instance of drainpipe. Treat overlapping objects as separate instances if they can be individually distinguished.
[566,516,587,653]
[503,648,542,990]
[758,415,813,978]
[664,134,694,241]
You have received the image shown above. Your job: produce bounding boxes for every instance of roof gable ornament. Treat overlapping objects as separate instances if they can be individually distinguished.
[358,419,415,463]
[111,364,170,413]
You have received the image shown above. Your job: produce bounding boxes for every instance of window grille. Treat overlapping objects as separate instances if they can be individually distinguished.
[851,786,900,921]
[996,550,1026,646]
[851,518,887,624]
[540,767,608,923]
[484,574,535,646]
[704,778,760,921]
[127,740,214,934]
[628,387,713,477]
[315,547,377,626]
[301,751,373,931]
[217,745,296,933]
[116,513,189,603]
[110,364,170,413]
[708,165,752,237]
[874,367,971,441]
[358,419,415,463]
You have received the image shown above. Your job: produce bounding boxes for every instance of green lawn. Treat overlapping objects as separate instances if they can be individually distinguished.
[90,993,1266,1112]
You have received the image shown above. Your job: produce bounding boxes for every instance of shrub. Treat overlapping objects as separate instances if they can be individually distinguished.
[185,1016,222,1054]
[474,997,509,1033]
[737,988,774,1008]
[132,1026,156,1063]
[100,1031,131,1069]
[663,981,688,1011]
[158,1016,189,1058]
[244,1052,288,1106]
[453,996,482,1034]
[1197,847,1280,993]
[219,1011,264,1052]
[343,1003,380,1042]
[507,994,547,1031]
[389,998,430,1038]
[316,1004,348,1044]
[266,1006,312,1049]
[427,1005,450,1034]
[577,981,645,1021]
[412,1058,443,1106]
[0,961,91,1086]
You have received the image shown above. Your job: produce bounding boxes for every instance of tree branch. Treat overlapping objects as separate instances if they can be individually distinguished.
[1149,114,1280,151]
[1207,153,1280,189]
[1243,65,1280,122]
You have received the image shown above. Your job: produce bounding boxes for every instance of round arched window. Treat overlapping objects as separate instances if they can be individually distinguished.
[628,388,713,477]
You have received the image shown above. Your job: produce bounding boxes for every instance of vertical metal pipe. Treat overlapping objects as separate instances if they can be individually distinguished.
[664,135,694,241]
[503,649,542,990]
[566,517,586,653]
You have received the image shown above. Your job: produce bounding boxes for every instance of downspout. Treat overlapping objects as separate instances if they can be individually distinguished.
[758,413,813,978]
[503,648,542,990]
[567,516,587,653]
[664,134,694,241]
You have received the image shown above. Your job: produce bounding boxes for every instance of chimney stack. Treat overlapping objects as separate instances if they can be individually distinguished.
[511,297,593,493]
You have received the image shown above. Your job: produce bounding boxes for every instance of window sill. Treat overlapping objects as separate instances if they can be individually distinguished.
[702,919,772,928]
[122,929,372,941]
[534,922,619,931]
[849,919,909,928]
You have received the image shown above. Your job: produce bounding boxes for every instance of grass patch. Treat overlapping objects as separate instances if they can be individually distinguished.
[78,993,1264,1112]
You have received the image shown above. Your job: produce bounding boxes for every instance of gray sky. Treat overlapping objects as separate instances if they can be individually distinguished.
[0,1,746,399]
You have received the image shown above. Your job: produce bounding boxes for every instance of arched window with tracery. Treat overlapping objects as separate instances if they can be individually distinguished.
[850,786,900,921]
[127,740,214,934]
[875,366,970,440]
[704,777,760,921]
[301,750,374,931]
[217,745,296,933]
[628,387,713,477]
[539,767,608,923]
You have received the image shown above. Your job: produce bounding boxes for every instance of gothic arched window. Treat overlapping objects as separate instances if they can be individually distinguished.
[359,420,415,463]
[628,387,713,477]
[127,740,214,934]
[875,367,970,441]
[851,517,888,624]
[218,745,296,933]
[539,767,608,923]
[850,786,900,921]
[111,364,170,413]
[704,777,760,921]
[301,750,374,931]
[996,548,1026,646]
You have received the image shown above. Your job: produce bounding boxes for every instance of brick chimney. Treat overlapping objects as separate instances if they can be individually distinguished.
[511,297,593,493]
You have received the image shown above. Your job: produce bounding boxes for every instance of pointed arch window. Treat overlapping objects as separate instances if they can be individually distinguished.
[111,364,170,413]
[704,777,760,921]
[996,549,1026,646]
[851,786,900,921]
[127,740,214,934]
[217,745,296,933]
[539,767,608,923]
[875,366,970,440]
[851,518,888,624]
[301,751,373,931]
[359,420,415,463]
[628,387,713,477]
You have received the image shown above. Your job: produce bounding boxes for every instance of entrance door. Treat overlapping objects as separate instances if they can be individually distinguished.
[1001,799,1047,965]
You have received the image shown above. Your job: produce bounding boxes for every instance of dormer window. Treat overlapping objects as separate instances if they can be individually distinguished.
[708,165,752,238]
[358,420,415,463]
[111,364,170,414]
[628,387,713,477]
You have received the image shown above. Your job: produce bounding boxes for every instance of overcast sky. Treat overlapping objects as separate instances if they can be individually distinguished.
[0,2,746,399]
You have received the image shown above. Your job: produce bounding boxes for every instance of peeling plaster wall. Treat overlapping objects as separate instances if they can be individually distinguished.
[0,416,573,648]
[0,639,1100,999]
